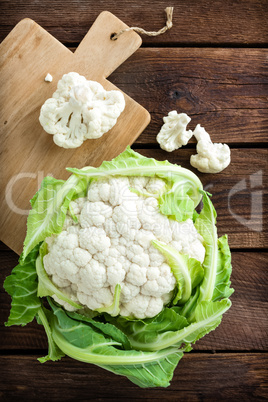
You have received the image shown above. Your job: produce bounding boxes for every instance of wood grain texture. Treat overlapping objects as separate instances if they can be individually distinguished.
[108,48,268,144]
[0,1,267,398]
[0,0,267,45]
[0,354,267,399]
[0,15,150,255]
[1,251,267,351]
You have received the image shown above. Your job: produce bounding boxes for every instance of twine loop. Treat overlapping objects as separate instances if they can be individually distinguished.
[111,7,174,41]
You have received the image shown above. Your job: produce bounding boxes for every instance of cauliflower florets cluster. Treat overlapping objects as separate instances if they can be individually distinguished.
[39,72,125,149]
[43,176,205,319]
[190,124,231,173]
[156,111,193,152]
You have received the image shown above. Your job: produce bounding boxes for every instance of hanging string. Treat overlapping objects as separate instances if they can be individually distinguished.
[111,7,174,41]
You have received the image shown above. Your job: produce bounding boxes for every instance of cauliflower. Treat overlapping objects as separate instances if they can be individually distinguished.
[190,124,231,173]
[156,111,193,152]
[43,176,205,319]
[39,72,125,148]
[44,73,53,82]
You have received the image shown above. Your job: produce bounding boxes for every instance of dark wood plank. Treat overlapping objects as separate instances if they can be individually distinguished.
[1,250,267,351]
[108,48,268,144]
[0,354,267,399]
[0,0,267,45]
[0,242,9,251]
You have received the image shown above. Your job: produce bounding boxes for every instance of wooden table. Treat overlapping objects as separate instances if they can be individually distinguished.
[1,1,267,400]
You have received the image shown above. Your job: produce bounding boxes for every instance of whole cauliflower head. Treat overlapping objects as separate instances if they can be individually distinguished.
[156,111,193,152]
[39,72,125,149]
[190,124,231,173]
[43,176,205,319]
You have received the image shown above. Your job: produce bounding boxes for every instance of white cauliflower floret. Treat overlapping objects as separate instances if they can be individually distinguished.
[52,286,79,312]
[136,229,156,249]
[156,111,193,152]
[87,179,111,203]
[69,197,87,216]
[39,72,125,149]
[107,262,126,285]
[137,197,159,228]
[190,124,231,173]
[127,264,147,286]
[80,201,113,228]
[43,176,206,319]
[109,177,132,206]
[52,274,71,288]
[56,231,79,249]
[120,282,140,303]
[79,260,107,291]
[79,227,111,254]
[121,294,164,319]
[129,176,149,192]
[170,218,205,263]
[146,178,166,194]
[73,248,92,267]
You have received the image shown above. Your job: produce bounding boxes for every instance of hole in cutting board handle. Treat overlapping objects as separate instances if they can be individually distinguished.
[110,32,118,40]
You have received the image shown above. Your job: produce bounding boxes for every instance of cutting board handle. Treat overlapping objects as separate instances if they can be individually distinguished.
[74,11,142,80]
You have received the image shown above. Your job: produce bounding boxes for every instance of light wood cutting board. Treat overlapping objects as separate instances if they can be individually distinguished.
[0,12,151,255]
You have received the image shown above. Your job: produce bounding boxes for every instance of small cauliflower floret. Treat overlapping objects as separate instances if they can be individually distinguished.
[44,73,53,82]
[79,227,111,254]
[121,294,150,318]
[190,124,231,173]
[113,203,141,240]
[87,179,111,203]
[56,231,79,249]
[141,279,159,296]
[170,219,205,263]
[52,286,78,312]
[73,248,92,267]
[126,244,144,261]
[135,229,156,249]
[104,218,120,238]
[121,294,163,319]
[79,260,106,291]
[108,177,133,206]
[158,263,177,293]
[126,264,147,286]
[69,197,86,216]
[148,246,166,267]
[107,262,125,285]
[120,282,140,303]
[141,264,176,297]
[170,240,183,253]
[156,111,193,152]
[145,297,164,318]
[62,216,76,230]
[94,248,110,263]
[39,72,125,149]
[151,214,173,243]
[79,287,114,310]
[80,201,113,228]
[189,239,206,263]
[146,178,166,194]
[59,260,79,282]
[106,247,121,264]
[52,274,71,288]
[132,253,150,268]
[137,197,159,228]
[129,176,149,192]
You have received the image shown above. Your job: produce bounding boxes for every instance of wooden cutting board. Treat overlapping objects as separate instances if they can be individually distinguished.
[0,12,151,255]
